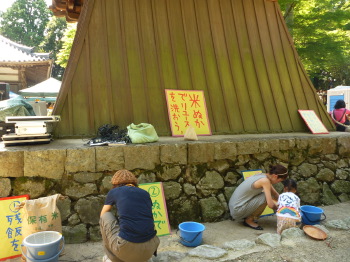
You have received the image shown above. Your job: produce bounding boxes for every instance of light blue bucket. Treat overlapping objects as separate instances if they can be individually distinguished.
[300,205,326,225]
[21,231,64,262]
[178,222,205,247]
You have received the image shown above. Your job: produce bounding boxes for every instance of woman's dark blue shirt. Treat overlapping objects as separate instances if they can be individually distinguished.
[105,185,156,243]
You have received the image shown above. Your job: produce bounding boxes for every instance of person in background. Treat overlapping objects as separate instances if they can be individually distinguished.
[330,99,350,131]
[100,169,159,262]
[276,179,301,234]
[229,164,288,230]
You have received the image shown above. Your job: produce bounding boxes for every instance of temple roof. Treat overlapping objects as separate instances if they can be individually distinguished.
[0,35,50,63]
[53,0,334,137]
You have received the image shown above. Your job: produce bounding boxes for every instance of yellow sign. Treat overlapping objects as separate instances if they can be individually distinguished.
[241,169,263,180]
[241,170,274,217]
[139,183,171,236]
[0,195,29,261]
[165,89,211,136]
[298,110,329,134]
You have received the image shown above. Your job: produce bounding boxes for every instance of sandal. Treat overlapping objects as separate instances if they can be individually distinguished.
[243,221,263,230]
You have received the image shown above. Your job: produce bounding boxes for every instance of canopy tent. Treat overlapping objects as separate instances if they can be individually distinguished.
[19,77,61,97]
[23,97,57,102]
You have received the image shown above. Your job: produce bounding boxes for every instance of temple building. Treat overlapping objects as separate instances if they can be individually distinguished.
[51,0,334,137]
[0,35,53,93]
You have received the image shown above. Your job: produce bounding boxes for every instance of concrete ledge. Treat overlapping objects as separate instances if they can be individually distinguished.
[188,142,215,164]
[24,149,66,179]
[214,141,237,160]
[124,144,160,170]
[95,146,124,171]
[66,147,96,173]
[1,132,350,242]
[160,144,187,164]
[0,151,23,177]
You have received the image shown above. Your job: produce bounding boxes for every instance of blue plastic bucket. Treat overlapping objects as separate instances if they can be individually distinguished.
[300,205,326,225]
[178,222,205,247]
[21,231,64,262]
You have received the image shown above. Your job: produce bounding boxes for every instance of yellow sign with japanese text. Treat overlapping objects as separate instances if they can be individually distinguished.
[241,170,274,217]
[139,182,171,236]
[165,89,211,136]
[0,195,29,261]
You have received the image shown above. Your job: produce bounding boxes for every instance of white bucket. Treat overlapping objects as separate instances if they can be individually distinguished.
[21,231,64,262]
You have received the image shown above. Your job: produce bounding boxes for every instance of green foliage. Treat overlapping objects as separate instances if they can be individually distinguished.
[0,0,51,48]
[279,0,350,89]
[56,24,77,68]
[39,17,68,80]
[39,17,67,61]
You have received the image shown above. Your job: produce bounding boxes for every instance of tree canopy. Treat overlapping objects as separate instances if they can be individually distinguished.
[0,0,51,48]
[39,17,67,61]
[56,24,76,68]
[39,16,68,79]
[279,0,350,89]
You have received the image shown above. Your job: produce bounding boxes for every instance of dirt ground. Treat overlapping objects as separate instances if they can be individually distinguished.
[5,202,350,262]
[156,201,350,262]
[59,202,350,262]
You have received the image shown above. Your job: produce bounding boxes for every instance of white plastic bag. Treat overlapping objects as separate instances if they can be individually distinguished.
[184,126,198,141]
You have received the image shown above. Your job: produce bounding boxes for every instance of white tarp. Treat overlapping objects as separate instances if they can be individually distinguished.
[19,78,61,97]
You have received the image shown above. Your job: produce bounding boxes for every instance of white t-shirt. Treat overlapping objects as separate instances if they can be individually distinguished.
[276,192,301,220]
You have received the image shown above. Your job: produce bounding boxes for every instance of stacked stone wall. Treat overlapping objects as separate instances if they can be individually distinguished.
[1,135,350,243]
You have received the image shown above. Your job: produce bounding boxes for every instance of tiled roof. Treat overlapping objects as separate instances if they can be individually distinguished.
[0,35,50,62]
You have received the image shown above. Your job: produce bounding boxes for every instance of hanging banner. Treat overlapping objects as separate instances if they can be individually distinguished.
[165,89,211,136]
[139,182,171,236]
[0,195,29,261]
[241,170,275,217]
[298,110,329,134]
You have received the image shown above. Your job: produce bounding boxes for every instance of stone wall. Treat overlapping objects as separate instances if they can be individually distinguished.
[1,134,350,243]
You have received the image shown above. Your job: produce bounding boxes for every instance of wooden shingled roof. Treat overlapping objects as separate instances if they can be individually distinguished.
[53,0,335,137]
[49,0,83,22]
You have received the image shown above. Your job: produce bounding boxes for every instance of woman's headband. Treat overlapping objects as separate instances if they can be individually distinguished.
[277,171,288,176]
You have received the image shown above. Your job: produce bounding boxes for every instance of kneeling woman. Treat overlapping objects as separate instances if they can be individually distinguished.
[100,170,159,262]
[229,164,288,230]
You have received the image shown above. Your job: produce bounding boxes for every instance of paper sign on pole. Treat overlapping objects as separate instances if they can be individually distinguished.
[139,182,171,236]
[241,170,275,217]
[165,89,211,136]
[298,110,329,134]
[0,195,29,261]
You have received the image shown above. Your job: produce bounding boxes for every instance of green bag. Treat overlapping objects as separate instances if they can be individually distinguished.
[127,123,159,143]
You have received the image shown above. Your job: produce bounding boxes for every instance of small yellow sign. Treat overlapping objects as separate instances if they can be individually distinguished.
[165,89,211,136]
[241,169,263,180]
[139,183,171,236]
[0,195,29,261]
[241,170,275,217]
